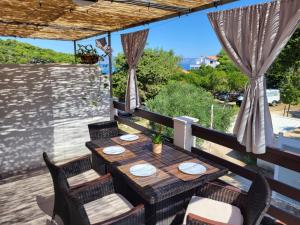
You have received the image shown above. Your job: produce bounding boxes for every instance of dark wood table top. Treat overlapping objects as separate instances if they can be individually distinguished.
[86,134,228,204]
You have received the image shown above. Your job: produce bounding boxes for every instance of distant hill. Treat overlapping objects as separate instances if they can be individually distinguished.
[0,39,74,64]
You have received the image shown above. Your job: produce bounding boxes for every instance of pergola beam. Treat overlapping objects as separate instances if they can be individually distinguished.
[108,0,238,33]
[0,0,237,41]
[74,0,237,41]
[0,20,104,33]
[103,0,190,13]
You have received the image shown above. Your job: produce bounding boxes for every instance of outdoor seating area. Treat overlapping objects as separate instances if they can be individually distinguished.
[0,0,300,225]
[44,120,271,225]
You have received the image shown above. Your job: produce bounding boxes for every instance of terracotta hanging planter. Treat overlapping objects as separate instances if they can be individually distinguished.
[80,54,99,64]
[76,44,101,64]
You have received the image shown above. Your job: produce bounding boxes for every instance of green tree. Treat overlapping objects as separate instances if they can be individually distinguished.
[217,49,239,73]
[146,82,235,137]
[216,49,248,92]
[266,27,300,115]
[267,27,300,88]
[112,48,181,101]
[281,70,300,115]
[207,70,229,94]
[0,39,74,64]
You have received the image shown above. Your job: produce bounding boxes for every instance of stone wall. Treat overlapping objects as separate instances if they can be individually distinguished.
[0,64,110,178]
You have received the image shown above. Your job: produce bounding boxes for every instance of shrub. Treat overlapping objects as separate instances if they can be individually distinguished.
[146,82,236,137]
[112,48,181,101]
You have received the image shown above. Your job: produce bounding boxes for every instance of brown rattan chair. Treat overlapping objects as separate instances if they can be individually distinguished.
[88,121,119,141]
[185,173,271,225]
[43,152,101,225]
[65,174,145,225]
[88,121,122,174]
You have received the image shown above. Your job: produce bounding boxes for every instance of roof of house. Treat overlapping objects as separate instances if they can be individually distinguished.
[206,56,219,61]
[0,0,236,41]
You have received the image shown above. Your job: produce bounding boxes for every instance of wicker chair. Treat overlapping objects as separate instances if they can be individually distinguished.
[65,174,145,225]
[88,121,119,141]
[88,121,121,174]
[43,152,101,225]
[185,173,271,225]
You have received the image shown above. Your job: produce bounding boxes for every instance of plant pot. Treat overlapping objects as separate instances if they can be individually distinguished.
[80,54,99,64]
[152,143,162,154]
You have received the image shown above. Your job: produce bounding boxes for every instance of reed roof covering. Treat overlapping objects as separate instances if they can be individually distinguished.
[1,0,235,41]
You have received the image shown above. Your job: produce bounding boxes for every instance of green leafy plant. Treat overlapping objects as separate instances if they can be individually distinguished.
[147,82,236,138]
[152,125,163,144]
[76,44,104,64]
[76,44,98,57]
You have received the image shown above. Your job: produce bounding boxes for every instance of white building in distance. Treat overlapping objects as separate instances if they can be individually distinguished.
[190,56,220,69]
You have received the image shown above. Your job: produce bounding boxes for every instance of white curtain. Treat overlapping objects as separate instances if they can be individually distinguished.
[208,0,300,154]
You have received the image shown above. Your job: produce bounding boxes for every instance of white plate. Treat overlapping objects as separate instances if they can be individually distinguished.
[130,163,157,177]
[103,146,125,155]
[120,134,139,141]
[178,162,206,175]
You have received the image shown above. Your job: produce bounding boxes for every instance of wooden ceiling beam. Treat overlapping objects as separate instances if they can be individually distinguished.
[0,20,104,33]
[103,0,190,13]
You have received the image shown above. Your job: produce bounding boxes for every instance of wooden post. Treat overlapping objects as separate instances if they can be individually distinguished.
[108,32,115,120]
[73,40,77,63]
[108,32,113,99]
[210,104,214,129]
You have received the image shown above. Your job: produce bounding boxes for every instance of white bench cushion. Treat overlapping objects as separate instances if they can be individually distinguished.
[67,169,100,187]
[84,193,133,224]
[184,196,243,225]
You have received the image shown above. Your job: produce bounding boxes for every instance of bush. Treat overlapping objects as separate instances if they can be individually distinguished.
[0,39,74,64]
[112,48,181,101]
[146,82,236,137]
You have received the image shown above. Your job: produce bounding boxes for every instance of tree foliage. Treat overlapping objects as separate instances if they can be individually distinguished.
[172,52,248,94]
[0,39,74,64]
[146,82,236,137]
[267,27,300,107]
[267,27,300,88]
[112,48,181,101]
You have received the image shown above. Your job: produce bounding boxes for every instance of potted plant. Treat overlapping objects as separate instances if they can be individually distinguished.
[76,44,102,64]
[152,125,163,154]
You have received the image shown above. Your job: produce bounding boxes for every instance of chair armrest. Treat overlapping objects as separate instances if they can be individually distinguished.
[70,174,114,204]
[187,213,230,225]
[196,180,248,209]
[94,204,145,225]
[60,155,92,178]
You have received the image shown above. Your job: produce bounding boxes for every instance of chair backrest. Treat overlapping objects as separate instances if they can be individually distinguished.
[245,173,271,225]
[43,152,69,192]
[43,152,70,225]
[65,190,91,225]
[88,121,119,141]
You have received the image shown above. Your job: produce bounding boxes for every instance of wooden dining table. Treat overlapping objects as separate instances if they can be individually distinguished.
[86,134,228,225]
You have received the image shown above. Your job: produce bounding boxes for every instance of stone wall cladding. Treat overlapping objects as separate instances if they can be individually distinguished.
[0,64,109,178]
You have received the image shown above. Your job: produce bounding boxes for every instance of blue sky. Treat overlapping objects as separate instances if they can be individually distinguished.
[1,0,269,58]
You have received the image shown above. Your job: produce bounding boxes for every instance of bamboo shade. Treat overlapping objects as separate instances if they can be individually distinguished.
[0,0,235,40]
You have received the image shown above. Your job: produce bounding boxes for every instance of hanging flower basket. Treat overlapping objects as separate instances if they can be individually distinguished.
[80,54,99,64]
[76,44,102,64]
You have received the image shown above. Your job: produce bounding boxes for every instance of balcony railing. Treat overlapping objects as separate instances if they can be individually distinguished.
[113,101,300,225]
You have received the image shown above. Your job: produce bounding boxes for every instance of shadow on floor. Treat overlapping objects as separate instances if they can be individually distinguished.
[36,195,64,225]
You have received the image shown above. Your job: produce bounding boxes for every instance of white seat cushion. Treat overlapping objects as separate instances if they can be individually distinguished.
[84,193,133,224]
[183,196,243,225]
[67,169,100,187]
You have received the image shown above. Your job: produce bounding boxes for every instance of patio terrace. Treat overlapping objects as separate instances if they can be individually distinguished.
[1,0,300,225]
[1,101,299,225]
